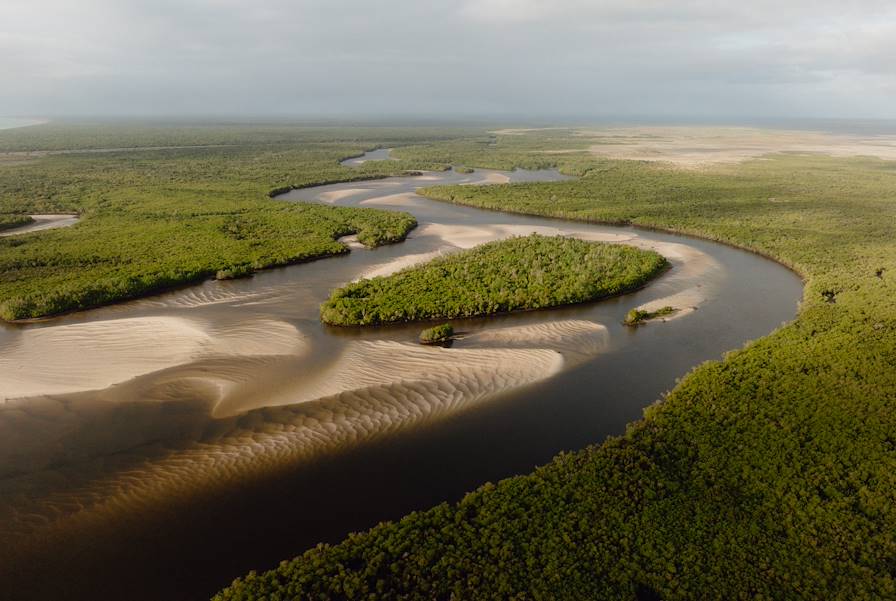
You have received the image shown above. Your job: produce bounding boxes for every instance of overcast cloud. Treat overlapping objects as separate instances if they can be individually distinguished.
[2,0,895,118]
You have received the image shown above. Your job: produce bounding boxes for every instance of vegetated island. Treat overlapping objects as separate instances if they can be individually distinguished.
[319,234,668,326]
[419,323,454,344]
[624,305,677,325]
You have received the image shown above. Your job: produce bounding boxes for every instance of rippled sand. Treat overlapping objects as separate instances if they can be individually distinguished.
[0,316,308,400]
[357,249,448,279]
[0,320,607,545]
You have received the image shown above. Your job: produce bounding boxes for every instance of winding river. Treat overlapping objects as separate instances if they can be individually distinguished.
[0,151,802,601]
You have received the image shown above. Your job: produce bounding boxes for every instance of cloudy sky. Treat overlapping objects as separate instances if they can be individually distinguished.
[2,0,895,119]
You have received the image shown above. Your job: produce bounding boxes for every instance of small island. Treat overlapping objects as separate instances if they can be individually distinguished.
[624,305,677,325]
[419,323,454,344]
[320,234,668,325]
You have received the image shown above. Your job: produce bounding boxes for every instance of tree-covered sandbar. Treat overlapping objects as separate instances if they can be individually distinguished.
[320,234,668,326]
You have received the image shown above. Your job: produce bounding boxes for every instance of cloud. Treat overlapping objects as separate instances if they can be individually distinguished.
[459,0,554,23]
[0,0,894,118]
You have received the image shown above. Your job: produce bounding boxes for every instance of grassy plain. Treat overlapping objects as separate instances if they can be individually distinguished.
[217,132,896,599]
[320,234,667,325]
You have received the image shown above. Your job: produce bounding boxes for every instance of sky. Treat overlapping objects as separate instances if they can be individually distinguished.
[2,0,895,119]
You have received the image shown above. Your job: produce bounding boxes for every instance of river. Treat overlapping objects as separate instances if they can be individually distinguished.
[0,151,802,600]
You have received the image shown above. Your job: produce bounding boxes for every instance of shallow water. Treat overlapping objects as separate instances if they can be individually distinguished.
[0,155,803,600]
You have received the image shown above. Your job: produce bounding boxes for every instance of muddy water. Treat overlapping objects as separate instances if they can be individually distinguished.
[0,154,802,601]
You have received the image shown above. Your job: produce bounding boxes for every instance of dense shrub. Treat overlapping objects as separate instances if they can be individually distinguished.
[624,305,675,325]
[419,323,454,344]
[0,214,33,232]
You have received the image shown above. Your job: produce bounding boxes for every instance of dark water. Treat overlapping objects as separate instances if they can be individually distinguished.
[0,156,802,601]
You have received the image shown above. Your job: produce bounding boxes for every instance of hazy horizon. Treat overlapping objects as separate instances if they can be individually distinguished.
[3,1,895,120]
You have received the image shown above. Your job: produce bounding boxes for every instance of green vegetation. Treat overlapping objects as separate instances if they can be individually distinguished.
[0,214,32,232]
[454,166,475,174]
[215,264,255,281]
[419,323,454,344]
[624,305,676,325]
[0,124,481,320]
[320,234,667,325]
[0,122,482,152]
[217,135,896,599]
[390,128,593,175]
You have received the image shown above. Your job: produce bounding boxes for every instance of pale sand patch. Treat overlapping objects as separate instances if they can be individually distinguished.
[213,319,607,417]
[472,172,511,184]
[582,126,896,167]
[490,127,571,135]
[358,192,429,207]
[410,174,444,182]
[417,222,634,250]
[0,316,308,400]
[316,188,368,203]
[356,250,447,280]
[337,234,365,250]
[415,222,565,249]
[0,214,79,237]
[127,284,284,311]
